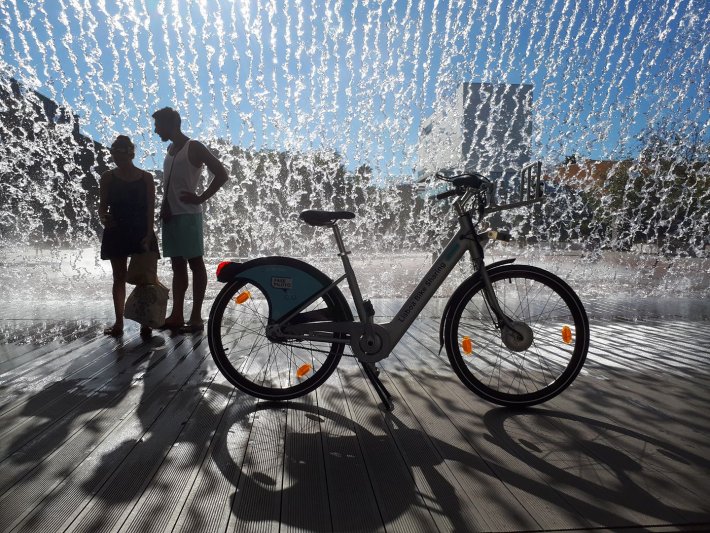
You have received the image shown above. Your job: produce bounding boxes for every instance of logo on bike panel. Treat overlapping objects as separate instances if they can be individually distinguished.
[271,277,293,289]
[397,262,448,322]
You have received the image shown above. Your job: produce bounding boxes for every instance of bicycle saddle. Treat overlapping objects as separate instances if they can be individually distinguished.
[300,210,356,226]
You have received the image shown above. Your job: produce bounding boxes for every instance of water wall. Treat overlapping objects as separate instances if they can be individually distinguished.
[1,0,708,302]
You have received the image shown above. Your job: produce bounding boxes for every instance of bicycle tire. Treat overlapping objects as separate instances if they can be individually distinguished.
[444,264,589,407]
[208,259,351,401]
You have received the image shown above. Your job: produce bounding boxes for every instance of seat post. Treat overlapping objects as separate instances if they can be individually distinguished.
[330,223,349,256]
[330,224,369,321]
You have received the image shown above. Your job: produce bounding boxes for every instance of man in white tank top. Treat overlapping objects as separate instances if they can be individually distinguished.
[153,107,229,333]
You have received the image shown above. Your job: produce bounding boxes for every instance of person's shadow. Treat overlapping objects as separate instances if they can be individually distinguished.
[5,334,157,465]
[0,329,165,533]
[34,355,710,532]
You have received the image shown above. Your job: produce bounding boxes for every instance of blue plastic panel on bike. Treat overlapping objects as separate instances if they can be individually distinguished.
[237,265,327,321]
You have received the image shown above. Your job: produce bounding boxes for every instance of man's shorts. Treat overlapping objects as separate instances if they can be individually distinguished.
[161,213,204,259]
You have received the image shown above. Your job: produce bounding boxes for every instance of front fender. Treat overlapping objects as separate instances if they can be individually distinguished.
[437,259,516,352]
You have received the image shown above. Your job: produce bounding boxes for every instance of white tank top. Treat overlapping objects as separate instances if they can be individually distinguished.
[163,140,203,215]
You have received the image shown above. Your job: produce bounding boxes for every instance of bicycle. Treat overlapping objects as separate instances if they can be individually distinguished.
[207,162,590,411]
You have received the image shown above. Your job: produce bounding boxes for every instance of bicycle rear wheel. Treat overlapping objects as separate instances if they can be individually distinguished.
[444,265,589,407]
[208,266,350,401]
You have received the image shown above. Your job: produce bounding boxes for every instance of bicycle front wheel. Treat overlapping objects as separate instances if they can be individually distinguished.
[208,267,350,401]
[444,265,589,407]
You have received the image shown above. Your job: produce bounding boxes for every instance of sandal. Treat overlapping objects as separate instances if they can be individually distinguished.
[103,325,124,337]
[179,322,204,334]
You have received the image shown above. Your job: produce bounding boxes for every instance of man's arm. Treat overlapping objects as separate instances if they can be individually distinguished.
[180,141,228,204]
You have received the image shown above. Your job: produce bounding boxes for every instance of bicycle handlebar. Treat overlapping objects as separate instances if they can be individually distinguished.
[435,189,459,200]
[432,172,490,202]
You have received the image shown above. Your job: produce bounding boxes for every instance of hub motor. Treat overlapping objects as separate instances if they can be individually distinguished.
[501,321,534,352]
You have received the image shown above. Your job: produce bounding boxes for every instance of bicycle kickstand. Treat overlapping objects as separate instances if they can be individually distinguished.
[361,362,394,411]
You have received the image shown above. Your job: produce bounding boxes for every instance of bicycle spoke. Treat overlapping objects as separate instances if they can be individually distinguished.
[210,277,345,399]
[453,268,585,404]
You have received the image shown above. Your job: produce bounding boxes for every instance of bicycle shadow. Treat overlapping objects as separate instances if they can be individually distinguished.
[22,340,707,532]
[209,388,710,531]
[209,396,436,531]
[481,406,710,526]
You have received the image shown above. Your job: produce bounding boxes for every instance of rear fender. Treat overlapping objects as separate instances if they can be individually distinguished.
[216,256,349,322]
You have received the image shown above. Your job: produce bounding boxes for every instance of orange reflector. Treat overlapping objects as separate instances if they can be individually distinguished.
[235,290,251,304]
[561,325,573,344]
[296,363,313,378]
[461,336,473,354]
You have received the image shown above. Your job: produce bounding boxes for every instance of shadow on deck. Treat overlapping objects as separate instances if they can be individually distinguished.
[0,298,709,532]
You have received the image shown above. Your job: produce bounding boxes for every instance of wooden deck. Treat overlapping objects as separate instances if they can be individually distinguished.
[1,298,709,532]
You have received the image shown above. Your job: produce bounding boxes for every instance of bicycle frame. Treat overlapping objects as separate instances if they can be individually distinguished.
[276,194,514,359]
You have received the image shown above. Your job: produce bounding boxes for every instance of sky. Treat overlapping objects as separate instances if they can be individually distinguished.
[1,0,708,177]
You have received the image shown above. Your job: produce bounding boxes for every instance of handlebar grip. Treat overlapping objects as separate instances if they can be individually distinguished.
[435,189,459,200]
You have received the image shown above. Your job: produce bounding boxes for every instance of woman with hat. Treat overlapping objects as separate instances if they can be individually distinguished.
[98,135,158,338]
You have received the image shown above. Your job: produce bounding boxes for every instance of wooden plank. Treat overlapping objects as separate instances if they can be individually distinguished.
[0,332,124,415]
[547,371,710,515]
[280,392,331,533]
[0,337,198,529]
[373,365,511,532]
[171,391,258,533]
[337,364,439,532]
[0,336,70,372]
[117,367,235,533]
[0,336,148,465]
[392,328,591,531]
[395,302,710,529]
[1,336,210,533]
[0,321,103,372]
[496,402,686,528]
[227,400,286,533]
[315,361,385,533]
[0,341,151,496]
[0,333,161,461]
[589,322,710,372]
[0,297,708,532]
[0,331,140,414]
[62,339,217,533]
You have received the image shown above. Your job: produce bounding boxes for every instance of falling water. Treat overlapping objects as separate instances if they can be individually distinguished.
[0,0,708,304]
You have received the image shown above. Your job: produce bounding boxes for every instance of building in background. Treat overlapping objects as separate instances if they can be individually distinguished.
[418,82,533,193]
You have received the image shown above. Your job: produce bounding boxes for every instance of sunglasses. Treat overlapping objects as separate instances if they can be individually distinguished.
[110,147,132,154]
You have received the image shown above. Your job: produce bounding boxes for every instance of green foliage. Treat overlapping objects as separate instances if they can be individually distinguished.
[564,127,710,255]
